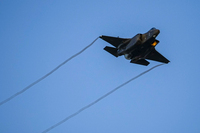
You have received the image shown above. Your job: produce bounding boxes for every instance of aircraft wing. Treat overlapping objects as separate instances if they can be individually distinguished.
[130,59,150,66]
[146,49,170,63]
[100,35,131,48]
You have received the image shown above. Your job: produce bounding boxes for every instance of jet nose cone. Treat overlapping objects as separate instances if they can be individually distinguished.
[153,29,160,37]
[157,29,160,34]
[156,29,160,35]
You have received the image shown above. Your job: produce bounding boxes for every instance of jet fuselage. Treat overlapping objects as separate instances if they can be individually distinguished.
[117,28,160,61]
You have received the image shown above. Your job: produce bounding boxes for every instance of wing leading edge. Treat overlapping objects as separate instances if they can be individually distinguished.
[100,35,130,48]
[146,49,170,64]
[130,59,150,66]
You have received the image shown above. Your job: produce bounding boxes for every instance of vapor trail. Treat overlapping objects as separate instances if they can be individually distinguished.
[41,64,164,133]
[0,37,99,106]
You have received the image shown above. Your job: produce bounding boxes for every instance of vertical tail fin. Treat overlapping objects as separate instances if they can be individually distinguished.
[104,46,118,57]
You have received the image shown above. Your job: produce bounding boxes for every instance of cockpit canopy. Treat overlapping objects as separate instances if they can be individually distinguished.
[150,27,156,30]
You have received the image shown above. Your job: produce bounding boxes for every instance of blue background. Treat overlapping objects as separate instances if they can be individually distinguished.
[1,0,200,133]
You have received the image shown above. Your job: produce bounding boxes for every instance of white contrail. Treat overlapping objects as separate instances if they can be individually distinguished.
[0,37,99,106]
[42,64,164,133]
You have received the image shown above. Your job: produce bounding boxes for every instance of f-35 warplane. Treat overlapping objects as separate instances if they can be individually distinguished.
[100,28,170,66]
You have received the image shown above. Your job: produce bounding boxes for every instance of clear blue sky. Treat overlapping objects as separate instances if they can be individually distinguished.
[1,0,200,133]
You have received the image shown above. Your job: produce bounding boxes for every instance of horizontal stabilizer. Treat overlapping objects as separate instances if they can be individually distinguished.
[130,59,150,66]
[146,49,170,63]
[104,46,118,57]
[100,35,130,47]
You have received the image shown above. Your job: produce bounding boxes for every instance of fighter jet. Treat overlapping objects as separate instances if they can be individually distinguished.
[100,28,170,66]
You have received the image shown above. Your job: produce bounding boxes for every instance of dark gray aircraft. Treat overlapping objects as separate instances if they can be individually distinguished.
[100,28,170,66]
